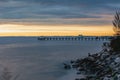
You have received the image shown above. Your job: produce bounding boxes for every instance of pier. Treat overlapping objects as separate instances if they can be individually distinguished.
[38,36,113,41]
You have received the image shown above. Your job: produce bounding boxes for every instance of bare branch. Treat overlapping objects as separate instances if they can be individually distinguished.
[113,11,120,35]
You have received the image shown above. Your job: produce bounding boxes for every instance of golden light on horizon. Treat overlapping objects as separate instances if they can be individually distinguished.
[0,24,114,36]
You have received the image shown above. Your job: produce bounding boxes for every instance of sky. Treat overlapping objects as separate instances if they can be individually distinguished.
[0,0,120,36]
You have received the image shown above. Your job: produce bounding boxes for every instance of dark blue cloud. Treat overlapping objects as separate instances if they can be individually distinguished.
[0,0,120,25]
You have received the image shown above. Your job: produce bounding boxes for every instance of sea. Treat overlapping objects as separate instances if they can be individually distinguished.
[0,37,105,80]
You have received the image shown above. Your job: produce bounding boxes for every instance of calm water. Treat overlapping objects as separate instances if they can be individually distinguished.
[0,37,104,80]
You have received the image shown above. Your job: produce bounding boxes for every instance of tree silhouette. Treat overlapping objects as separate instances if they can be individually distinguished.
[113,11,120,35]
[110,11,120,51]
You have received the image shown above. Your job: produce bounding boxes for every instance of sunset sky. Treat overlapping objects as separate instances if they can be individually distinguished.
[0,0,120,36]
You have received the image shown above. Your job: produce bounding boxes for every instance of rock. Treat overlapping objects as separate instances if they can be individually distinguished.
[63,63,71,69]
[72,64,79,68]
[115,57,120,63]
[75,78,80,80]
[117,74,120,80]
[75,78,86,80]
[103,75,112,80]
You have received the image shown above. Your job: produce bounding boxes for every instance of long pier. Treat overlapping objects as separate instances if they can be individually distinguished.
[38,36,113,41]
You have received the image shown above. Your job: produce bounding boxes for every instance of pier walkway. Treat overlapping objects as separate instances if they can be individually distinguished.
[38,36,113,41]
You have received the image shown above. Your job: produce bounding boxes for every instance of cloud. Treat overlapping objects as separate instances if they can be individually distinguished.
[0,0,119,25]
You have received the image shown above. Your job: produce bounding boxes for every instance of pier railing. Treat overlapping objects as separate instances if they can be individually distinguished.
[38,36,114,41]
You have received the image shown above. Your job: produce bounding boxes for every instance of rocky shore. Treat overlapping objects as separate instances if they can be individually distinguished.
[63,42,120,80]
